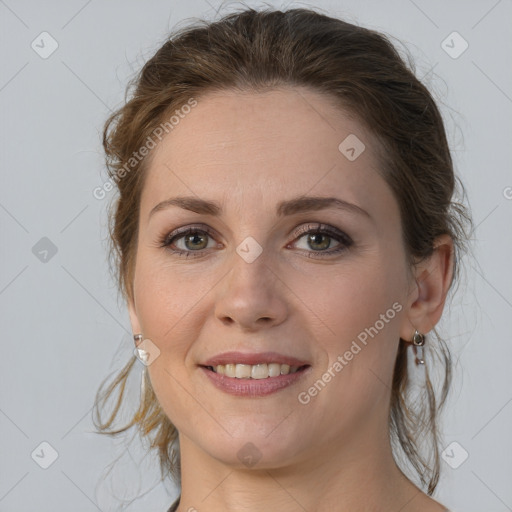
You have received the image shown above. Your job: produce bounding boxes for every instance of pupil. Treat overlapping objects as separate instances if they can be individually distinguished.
[187,233,206,249]
[309,233,329,250]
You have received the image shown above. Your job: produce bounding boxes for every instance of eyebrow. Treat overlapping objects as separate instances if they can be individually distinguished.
[148,195,372,221]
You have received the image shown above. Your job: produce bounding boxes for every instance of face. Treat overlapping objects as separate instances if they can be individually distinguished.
[128,87,416,469]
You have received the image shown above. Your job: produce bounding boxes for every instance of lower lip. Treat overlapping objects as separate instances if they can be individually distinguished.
[200,366,311,397]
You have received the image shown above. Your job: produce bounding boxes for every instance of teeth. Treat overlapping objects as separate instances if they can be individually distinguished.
[211,363,303,378]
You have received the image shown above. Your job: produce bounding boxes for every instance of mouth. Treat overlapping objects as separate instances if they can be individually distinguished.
[201,363,310,379]
[200,363,312,396]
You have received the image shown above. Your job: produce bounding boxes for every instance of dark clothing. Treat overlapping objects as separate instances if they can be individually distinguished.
[167,496,180,512]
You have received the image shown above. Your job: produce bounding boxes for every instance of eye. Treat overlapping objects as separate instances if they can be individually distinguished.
[157,222,353,259]
[289,223,353,258]
[158,225,218,257]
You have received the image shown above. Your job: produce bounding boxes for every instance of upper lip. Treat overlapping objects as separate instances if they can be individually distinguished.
[202,351,310,367]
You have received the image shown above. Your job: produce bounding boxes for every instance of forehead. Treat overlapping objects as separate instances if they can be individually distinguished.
[141,87,393,218]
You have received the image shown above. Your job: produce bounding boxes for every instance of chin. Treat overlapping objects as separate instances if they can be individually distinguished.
[201,430,307,470]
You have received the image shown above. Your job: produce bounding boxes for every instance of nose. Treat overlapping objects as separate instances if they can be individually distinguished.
[214,247,288,331]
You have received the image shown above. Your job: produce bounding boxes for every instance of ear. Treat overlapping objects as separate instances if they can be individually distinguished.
[400,234,455,340]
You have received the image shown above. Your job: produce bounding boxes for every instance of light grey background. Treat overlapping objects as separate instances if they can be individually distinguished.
[1,0,511,511]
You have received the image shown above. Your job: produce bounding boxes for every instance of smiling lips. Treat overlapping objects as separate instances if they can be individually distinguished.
[208,362,304,379]
[201,365,311,397]
[201,351,310,379]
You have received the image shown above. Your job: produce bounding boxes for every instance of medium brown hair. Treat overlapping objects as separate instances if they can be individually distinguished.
[93,5,473,495]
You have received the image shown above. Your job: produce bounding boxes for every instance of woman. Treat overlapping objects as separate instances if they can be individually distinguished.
[94,7,472,511]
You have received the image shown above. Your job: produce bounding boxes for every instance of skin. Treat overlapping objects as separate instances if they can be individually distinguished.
[127,87,454,512]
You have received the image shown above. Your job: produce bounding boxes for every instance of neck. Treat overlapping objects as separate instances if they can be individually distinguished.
[175,420,442,512]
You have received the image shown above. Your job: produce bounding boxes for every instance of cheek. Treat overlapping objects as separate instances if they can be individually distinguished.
[133,255,214,341]
[292,266,403,431]
[133,261,207,427]
[291,254,406,382]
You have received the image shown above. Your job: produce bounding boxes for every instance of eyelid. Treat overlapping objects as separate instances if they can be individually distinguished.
[160,223,217,246]
[291,223,352,244]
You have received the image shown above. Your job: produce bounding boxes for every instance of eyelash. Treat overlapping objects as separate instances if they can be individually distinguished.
[157,223,353,259]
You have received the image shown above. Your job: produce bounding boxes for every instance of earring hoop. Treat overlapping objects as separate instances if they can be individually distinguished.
[133,333,148,396]
[411,329,425,366]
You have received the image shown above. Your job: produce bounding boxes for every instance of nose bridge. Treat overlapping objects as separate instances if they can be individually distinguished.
[219,196,273,271]
[227,236,275,297]
[214,236,287,328]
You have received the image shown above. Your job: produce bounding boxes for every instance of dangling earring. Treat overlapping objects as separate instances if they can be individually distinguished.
[133,333,147,396]
[411,329,425,366]
[133,333,147,361]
